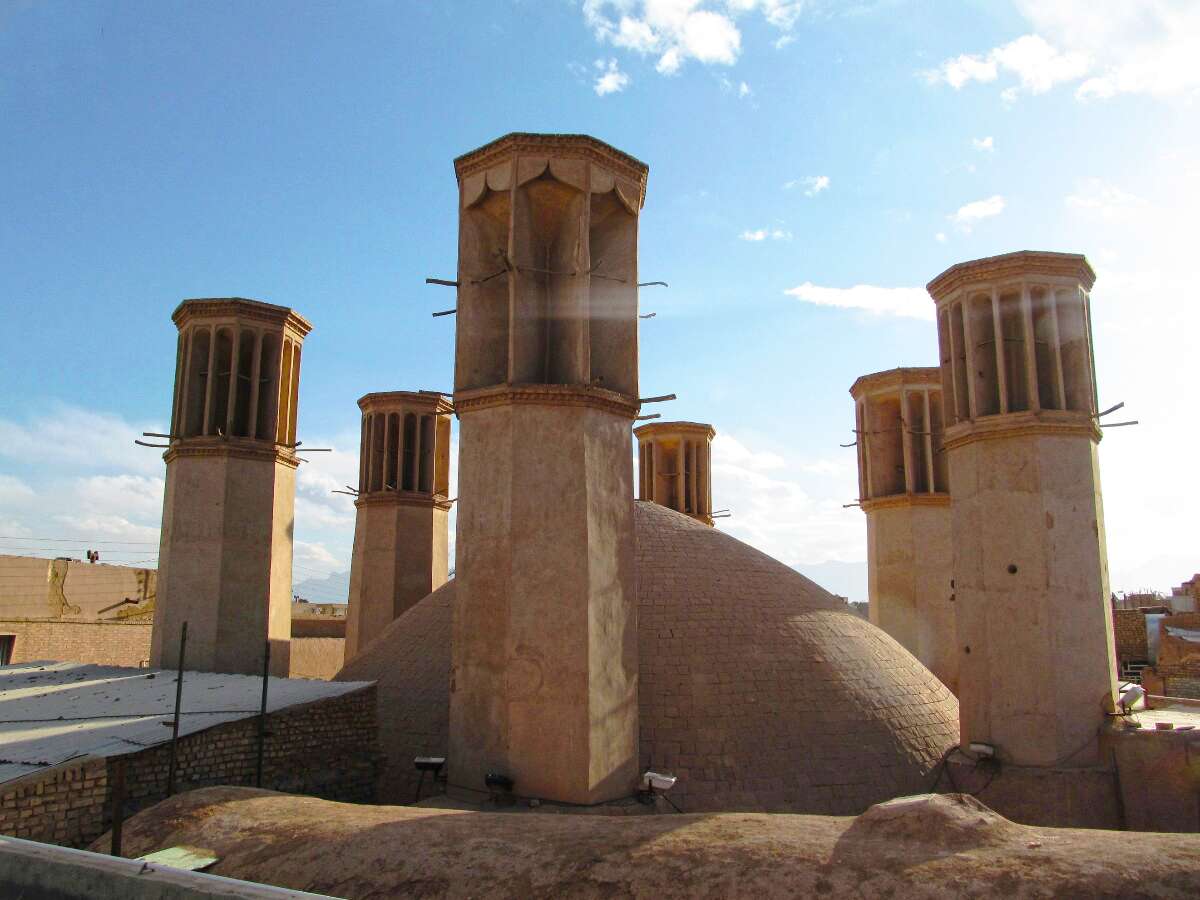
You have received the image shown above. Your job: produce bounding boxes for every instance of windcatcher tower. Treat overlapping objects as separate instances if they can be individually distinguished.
[447,133,646,804]
[634,421,715,525]
[928,251,1117,766]
[344,391,453,661]
[151,298,310,677]
[849,368,956,693]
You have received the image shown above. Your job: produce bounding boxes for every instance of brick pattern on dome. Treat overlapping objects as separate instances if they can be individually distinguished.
[337,503,960,812]
[634,501,958,815]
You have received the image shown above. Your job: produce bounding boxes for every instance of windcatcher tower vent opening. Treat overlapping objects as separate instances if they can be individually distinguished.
[448,133,647,805]
[634,421,715,526]
[152,298,311,677]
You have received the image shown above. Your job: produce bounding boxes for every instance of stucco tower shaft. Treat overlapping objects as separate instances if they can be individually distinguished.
[929,251,1117,767]
[448,133,646,804]
[850,368,956,693]
[344,391,453,661]
[635,421,716,526]
[151,298,311,677]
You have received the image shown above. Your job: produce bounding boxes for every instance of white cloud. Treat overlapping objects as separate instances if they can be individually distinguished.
[926,34,1088,98]
[583,1,803,76]
[740,227,792,241]
[935,232,947,243]
[949,194,1005,231]
[783,282,933,320]
[926,2,1200,102]
[784,174,830,196]
[972,136,994,152]
[710,432,864,569]
[593,58,631,95]
[0,474,35,507]
[738,80,751,98]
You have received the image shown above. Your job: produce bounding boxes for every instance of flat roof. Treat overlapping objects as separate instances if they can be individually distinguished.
[0,661,371,784]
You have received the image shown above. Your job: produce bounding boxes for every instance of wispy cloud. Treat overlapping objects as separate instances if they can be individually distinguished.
[740,227,792,241]
[593,58,631,95]
[582,1,805,76]
[784,174,830,196]
[783,282,932,320]
[972,136,994,152]
[949,194,1005,231]
[1065,178,1145,220]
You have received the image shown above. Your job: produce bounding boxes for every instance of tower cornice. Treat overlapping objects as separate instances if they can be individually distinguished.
[171,297,313,337]
[927,251,1095,303]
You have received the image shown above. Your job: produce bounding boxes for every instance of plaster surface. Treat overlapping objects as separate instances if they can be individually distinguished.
[449,394,638,805]
[865,500,957,693]
[345,500,448,659]
[151,446,296,677]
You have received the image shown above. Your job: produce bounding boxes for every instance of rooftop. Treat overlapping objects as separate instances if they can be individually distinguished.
[0,661,370,784]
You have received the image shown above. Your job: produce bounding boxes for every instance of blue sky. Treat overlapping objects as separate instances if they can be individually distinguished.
[1,1,1197,602]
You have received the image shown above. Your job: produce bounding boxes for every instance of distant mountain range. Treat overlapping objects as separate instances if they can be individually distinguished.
[293,570,350,605]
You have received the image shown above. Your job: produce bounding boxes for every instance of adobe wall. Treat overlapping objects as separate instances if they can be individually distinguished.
[940,726,1200,833]
[1113,608,1148,660]
[288,637,345,680]
[0,555,157,622]
[291,617,346,639]
[0,685,378,849]
[0,620,152,668]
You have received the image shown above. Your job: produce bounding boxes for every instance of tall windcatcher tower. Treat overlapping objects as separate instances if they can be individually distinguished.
[849,368,955,693]
[151,298,310,677]
[447,133,647,804]
[928,251,1117,767]
[344,391,453,661]
[635,421,715,525]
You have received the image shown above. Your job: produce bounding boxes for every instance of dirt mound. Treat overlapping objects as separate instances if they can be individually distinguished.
[91,787,1200,899]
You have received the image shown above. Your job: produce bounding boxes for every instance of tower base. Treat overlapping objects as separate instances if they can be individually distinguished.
[151,443,296,677]
[448,386,639,805]
[345,496,449,660]
[948,424,1116,767]
[864,495,957,694]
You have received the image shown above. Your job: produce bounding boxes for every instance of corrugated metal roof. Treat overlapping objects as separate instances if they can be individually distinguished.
[0,660,371,784]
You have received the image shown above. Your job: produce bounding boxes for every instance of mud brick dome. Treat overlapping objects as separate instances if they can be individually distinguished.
[339,501,959,813]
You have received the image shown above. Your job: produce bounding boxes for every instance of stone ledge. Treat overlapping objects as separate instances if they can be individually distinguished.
[454,383,640,419]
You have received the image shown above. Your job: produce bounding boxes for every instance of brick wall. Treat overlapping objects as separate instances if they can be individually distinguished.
[0,620,152,668]
[0,685,379,848]
[1113,609,1148,661]
[0,758,109,848]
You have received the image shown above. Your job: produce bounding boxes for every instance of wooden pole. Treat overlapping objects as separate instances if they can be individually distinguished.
[255,639,271,788]
[109,757,126,857]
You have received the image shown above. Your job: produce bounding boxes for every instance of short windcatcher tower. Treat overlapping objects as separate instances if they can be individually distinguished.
[850,367,955,693]
[448,133,647,804]
[151,298,310,676]
[929,251,1117,767]
[635,421,715,525]
[344,391,453,661]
